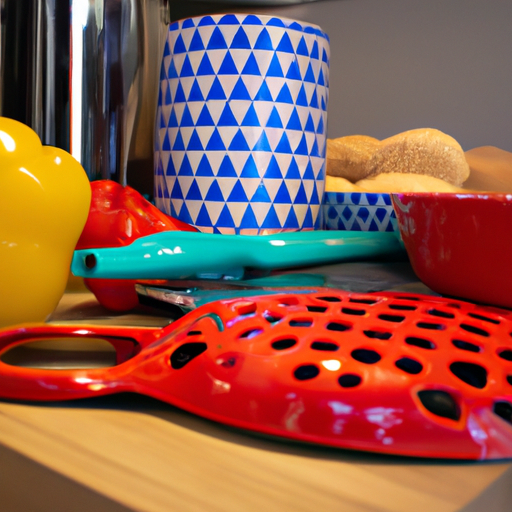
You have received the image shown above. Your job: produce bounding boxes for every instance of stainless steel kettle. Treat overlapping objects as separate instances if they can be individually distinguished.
[0,0,170,190]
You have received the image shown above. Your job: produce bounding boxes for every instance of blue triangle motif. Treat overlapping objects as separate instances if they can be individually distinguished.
[230,77,252,100]
[309,184,320,205]
[218,103,238,126]
[159,111,166,129]
[186,129,204,151]
[304,63,316,83]
[173,34,187,54]
[197,104,215,126]
[251,184,272,202]
[177,154,193,175]
[168,107,178,128]
[321,96,327,111]
[241,155,260,178]
[160,62,167,80]
[304,113,315,132]
[296,85,308,106]
[276,83,293,104]
[242,15,263,26]
[254,81,273,102]
[264,155,283,179]
[227,180,249,202]
[296,37,309,57]
[369,219,380,231]
[275,132,292,154]
[182,18,195,29]
[170,179,184,200]
[179,55,194,77]
[188,80,205,102]
[229,129,251,151]
[185,179,203,200]
[230,27,251,49]
[178,203,195,226]
[309,90,319,109]
[197,54,215,76]
[317,69,325,86]
[254,28,273,51]
[218,155,237,177]
[252,131,272,152]
[294,182,309,204]
[285,157,301,179]
[302,207,314,228]
[266,54,284,77]
[303,161,315,180]
[276,32,294,54]
[322,47,329,64]
[240,204,259,229]
[262,206,281,229]
[316,115,324,135]
[286,108,303,131]
[205,128,226,151]
[241,53,261,76]
[310,137,320,157]
[216,204,236,228]
[172,131,185,151]
[294,134,309,155]
[162,132,171,151]
[206,77,227,100]
[206,27,228,50]
[189,30,205,52]
[274,181,292,203]
[198,16,215,26]
[267,17,286,28]
[284,207,300,229]
[219,14,240,25]
[180,105,194,127]
[218,52,239,75]
[205,180,225,201]
[266,106,283,128]
[165,157,176,176]
[196,154,214,176]
[163,40,170,57]
[174,82,187,103]
[310,40,319,60]
[164,84,172,105]
[196,204,213,227]
[241,103,260,126]
[285,61,301,81]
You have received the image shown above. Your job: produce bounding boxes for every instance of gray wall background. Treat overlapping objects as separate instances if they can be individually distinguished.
[175,0,512,152]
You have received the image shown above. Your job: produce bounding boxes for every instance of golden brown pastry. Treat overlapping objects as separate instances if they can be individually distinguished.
[326,128,471,189]
[365,128,470,187]
[326,135,380,182]
[355,173,465,193]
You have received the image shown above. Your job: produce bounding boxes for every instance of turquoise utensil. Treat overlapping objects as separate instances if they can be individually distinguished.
[71,230,404,281]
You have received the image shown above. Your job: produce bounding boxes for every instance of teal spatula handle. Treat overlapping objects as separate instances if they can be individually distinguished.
[71,230,403,280]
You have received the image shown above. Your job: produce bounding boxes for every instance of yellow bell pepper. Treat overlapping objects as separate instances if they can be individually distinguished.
[0,117,91,328]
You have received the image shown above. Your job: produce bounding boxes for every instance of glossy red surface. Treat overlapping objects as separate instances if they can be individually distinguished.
[392,192,512,309]
[2,290,512,459]
[75,180,196,311]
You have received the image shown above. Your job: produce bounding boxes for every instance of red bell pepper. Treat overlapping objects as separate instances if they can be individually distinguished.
[75,180,197,311]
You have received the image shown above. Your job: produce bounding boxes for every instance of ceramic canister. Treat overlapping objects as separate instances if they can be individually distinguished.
[154,13,330,234]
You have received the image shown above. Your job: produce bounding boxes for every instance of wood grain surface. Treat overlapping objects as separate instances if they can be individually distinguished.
[1,267,511,511]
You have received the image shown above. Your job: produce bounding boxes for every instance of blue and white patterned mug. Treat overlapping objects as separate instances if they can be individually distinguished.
[154,13,330,234]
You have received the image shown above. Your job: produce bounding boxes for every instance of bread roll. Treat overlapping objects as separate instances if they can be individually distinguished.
[365,128,470,186]
[355,173,465,193]
[326,135,380,182]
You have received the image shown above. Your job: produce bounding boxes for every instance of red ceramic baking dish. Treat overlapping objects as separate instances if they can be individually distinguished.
[391,192,512,309]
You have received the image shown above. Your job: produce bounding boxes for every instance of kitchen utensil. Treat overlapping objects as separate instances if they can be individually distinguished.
[2,289,512,460]
[392,192,512,309]
[154,13,330,234]
[71,230,404,280]
[0,0,170,189]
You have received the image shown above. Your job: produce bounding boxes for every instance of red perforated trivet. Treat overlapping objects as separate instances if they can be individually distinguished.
[2,289,512,459]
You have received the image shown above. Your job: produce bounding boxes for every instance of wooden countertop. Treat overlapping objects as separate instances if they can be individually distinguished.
[1,262,512,511]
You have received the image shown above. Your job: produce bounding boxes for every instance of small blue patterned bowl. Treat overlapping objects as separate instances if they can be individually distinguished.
[322,192,398,233]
